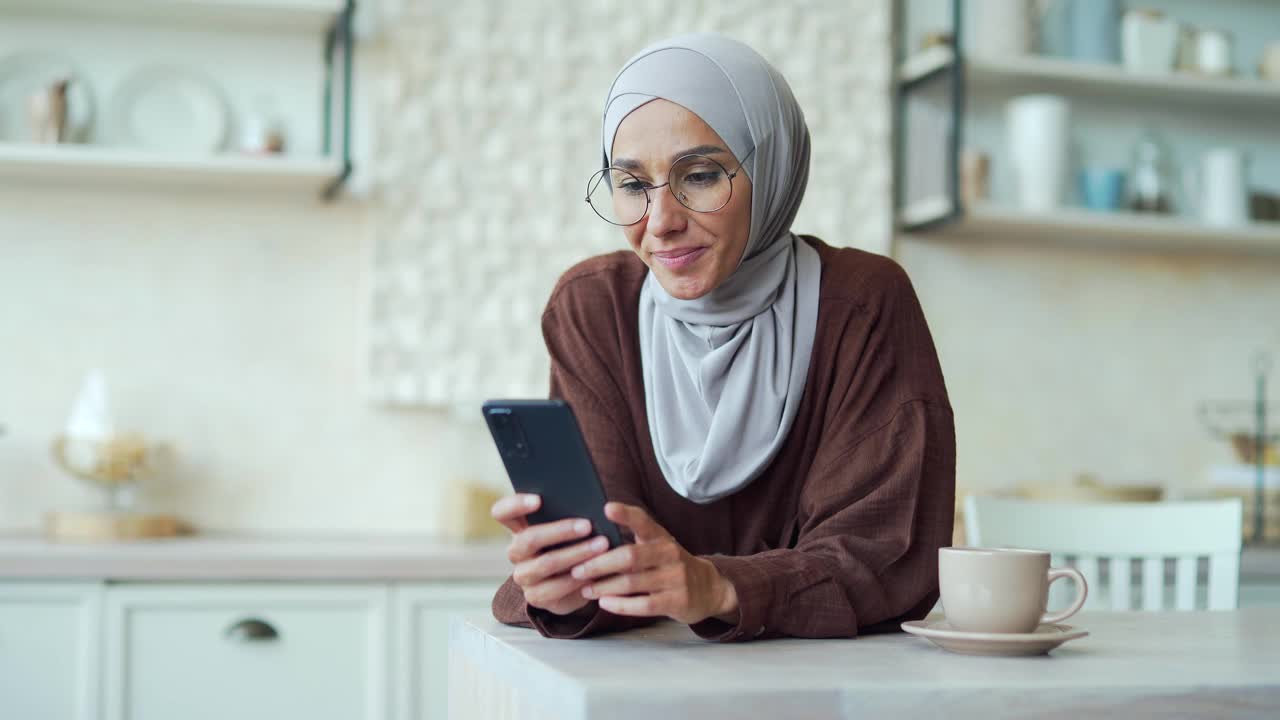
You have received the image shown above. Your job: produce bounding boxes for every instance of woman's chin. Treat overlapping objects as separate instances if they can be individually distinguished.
[654,270,715,300]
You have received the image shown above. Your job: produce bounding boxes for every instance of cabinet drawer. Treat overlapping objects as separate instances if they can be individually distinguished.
[0,582,101,720]
[104,584,388,720]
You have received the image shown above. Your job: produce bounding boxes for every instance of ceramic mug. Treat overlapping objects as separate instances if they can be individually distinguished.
[1080,168,1126,211]
[1259,42,1280,82]
[939,547,1088,634]
[1183,28,1234,76]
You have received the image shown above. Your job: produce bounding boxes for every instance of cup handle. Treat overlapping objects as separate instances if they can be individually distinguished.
[1040,566,1088,626]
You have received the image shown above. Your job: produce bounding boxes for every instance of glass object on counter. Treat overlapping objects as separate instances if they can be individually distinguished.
[1128,128,1175,213]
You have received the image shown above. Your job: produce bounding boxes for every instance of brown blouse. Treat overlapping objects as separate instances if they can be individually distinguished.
[492,236,955,642]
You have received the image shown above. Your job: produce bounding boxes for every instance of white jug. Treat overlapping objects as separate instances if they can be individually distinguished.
[1122,9,1179,74]
[1184,148,1249,227]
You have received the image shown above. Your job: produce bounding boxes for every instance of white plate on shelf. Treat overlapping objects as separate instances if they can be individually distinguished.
[107,65,229,154]
[0,50,95,143]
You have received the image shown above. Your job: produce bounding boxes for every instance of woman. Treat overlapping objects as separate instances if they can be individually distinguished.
[490,33,954,642]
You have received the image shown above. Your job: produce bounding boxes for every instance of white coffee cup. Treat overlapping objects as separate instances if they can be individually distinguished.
[1188,28,1234,76]
[939,547,1088,634]
[1260,43,1280,82]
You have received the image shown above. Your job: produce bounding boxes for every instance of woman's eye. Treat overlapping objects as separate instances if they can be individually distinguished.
[683,170,723,186]
[617,181,648,195]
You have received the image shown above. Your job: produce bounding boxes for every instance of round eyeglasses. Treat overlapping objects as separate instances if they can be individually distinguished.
[585,146,756,226]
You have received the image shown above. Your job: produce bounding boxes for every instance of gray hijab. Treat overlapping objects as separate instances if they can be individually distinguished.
[602,33,821,504]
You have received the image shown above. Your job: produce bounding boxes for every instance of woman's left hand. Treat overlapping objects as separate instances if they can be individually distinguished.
[571,502,739,625]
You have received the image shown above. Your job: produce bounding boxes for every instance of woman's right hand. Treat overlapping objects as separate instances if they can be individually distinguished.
[491,493,612,616]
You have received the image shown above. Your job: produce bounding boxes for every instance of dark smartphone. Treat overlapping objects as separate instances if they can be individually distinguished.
[482,399,625,551]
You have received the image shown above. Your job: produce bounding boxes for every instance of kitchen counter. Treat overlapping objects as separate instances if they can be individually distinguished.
[0,532,511,581]
[1241,544,1280,580]
[449,609,1280,719]
[1,533,1274,583]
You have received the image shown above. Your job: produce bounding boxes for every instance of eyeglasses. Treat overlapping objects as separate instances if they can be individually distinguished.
[585,146,755,226]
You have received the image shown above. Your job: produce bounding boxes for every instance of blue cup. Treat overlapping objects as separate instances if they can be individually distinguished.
[1079,169,1126,211]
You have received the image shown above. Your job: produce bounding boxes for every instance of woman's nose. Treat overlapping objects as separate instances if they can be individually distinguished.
[645,185,688,236]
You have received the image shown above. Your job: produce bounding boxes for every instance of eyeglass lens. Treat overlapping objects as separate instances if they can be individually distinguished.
[587,154,734,226]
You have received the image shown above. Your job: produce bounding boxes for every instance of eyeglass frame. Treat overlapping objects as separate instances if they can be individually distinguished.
[585,145,757,226]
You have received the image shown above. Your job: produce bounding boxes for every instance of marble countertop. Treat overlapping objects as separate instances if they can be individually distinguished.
[1241,545,1280,579]
[1,532,1275,583]
[0,532,511,581]
[450,609,1280,720]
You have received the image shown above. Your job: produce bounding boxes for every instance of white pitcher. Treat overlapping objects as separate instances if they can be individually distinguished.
[1184,148,1249,227]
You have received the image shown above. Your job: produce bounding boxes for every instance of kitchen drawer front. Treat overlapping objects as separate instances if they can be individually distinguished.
[394,582,501,720]
[0,582,102,720]
[104,583,389,720]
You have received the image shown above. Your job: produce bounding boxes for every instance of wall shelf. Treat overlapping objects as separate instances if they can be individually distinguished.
[2,0,344,33]
[893,0,1280,248]
[899,199,1280,255]
[898,45,1280,114]
[0,143,344,194]
[0,0,356,198]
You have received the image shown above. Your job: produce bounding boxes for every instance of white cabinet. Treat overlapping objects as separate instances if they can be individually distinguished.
[103,584,389,720]
[0,576,506,720]
[0,582,102,720]
[393,583,497,720]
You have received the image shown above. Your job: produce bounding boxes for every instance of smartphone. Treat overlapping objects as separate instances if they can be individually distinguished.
[482,399,625,551]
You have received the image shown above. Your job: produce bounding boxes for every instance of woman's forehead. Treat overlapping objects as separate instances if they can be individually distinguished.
[611,99,728,162]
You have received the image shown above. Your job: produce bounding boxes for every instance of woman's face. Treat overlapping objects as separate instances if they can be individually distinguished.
[610,99,752,301]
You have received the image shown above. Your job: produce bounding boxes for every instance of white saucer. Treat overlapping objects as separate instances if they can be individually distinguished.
[901,619,1088,656]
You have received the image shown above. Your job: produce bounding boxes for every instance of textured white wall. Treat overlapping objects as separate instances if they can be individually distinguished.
[366,0,893,413]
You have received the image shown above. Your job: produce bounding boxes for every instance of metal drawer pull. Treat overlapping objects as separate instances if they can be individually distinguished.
[224,617,280,642]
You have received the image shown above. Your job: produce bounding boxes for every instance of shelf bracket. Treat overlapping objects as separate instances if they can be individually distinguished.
[322,0,356,201]
[893,0,966,234]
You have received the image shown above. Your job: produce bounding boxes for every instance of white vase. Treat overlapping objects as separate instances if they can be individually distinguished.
[966,0,1032,57]
[1007,94,1070,212]
[1121,9,1179,74]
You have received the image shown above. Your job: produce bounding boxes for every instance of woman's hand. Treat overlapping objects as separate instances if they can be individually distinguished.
[571,502,740,626]
[491,493,612,616]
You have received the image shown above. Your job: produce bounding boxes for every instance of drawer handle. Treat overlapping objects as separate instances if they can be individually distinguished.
[224,617,280,642]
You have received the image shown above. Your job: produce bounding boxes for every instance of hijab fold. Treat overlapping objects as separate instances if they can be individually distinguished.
[603,33,821,504]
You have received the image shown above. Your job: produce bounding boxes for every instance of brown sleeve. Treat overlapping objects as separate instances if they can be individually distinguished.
[690,260,955,642]
[490,278,659,638]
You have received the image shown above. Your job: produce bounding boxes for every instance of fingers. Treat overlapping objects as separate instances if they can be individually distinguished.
[571,540,677,581]
[581,566,677,599]
[491,494,540,534]
[524,572,590,610]
[513,535,610,587]
[604,502,668,542]
[598,591,680,617]
[508,517,594,564]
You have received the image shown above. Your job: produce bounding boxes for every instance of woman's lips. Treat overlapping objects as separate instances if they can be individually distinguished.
[652,246,707,269]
